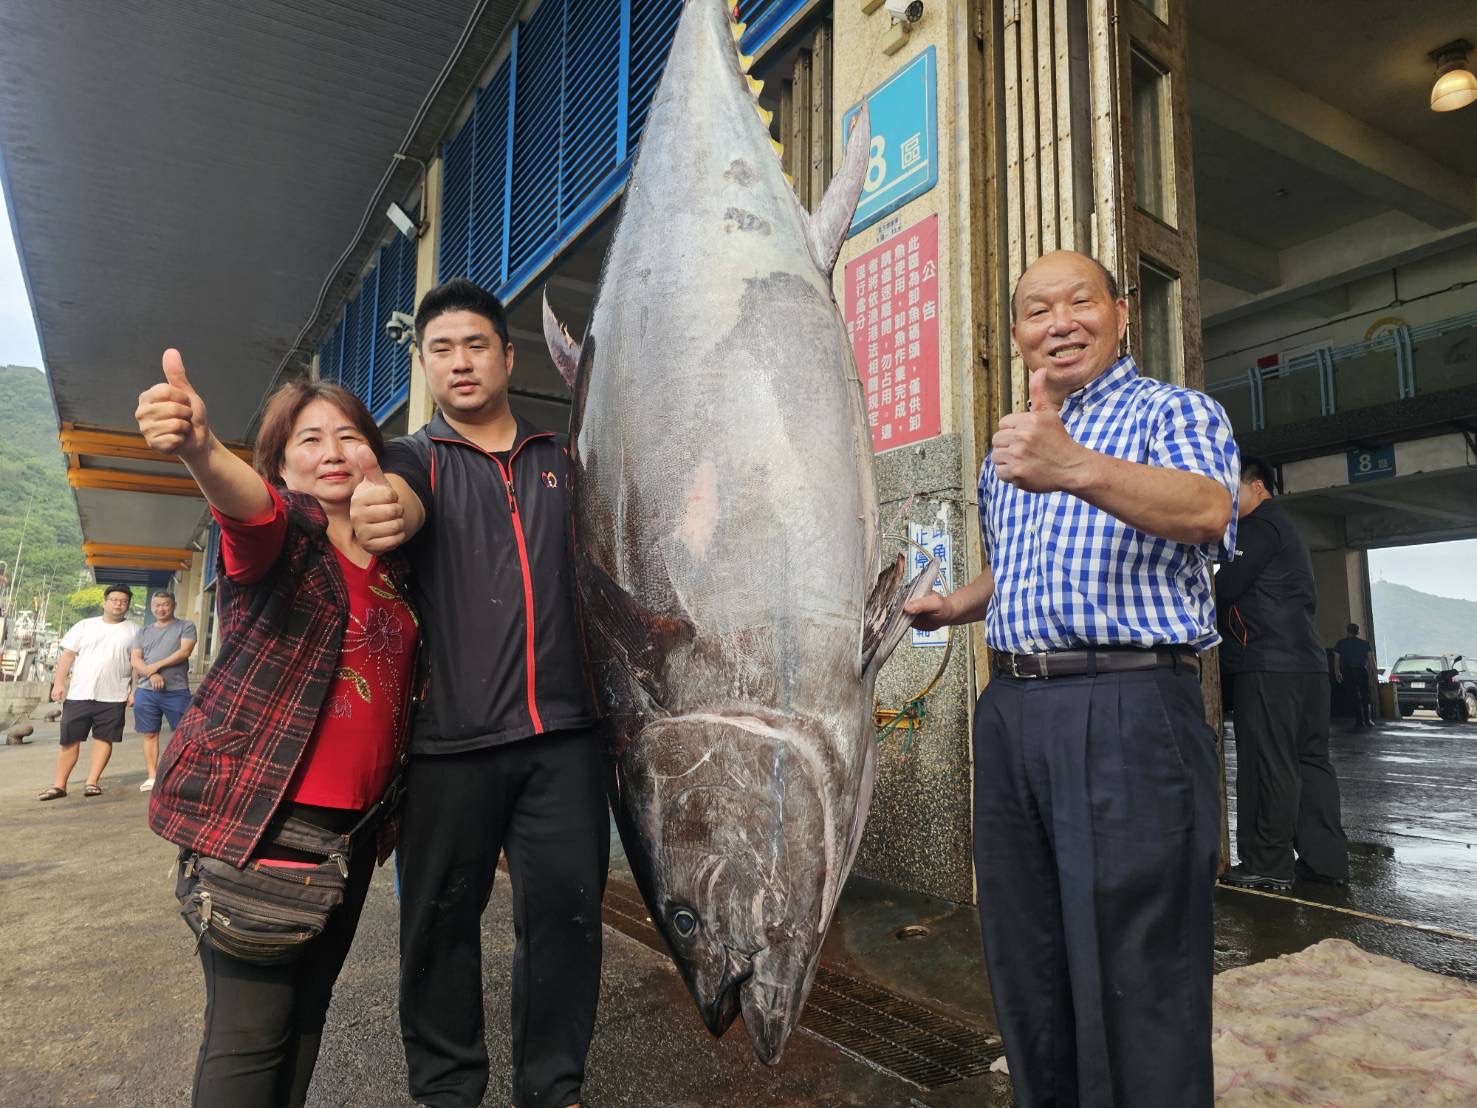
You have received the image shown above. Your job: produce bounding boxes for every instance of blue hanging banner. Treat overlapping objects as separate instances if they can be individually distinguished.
[842,47,939,238]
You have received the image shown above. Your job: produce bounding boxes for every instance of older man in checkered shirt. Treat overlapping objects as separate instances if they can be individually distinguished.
[908,249,1240,1108]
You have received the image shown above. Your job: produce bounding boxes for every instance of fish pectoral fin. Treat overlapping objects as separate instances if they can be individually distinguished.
[579,558,695,703]
[807,99,871,276]
[542,290,581,389]
[860,550,941,680]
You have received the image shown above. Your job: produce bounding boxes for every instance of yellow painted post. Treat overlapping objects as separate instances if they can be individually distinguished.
[407,157,445,433]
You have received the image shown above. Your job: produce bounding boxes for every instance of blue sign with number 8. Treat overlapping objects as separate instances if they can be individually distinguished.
[842,47,938,238]
[1347,444,1396,484]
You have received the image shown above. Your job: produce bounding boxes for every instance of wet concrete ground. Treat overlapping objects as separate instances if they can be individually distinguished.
[0,725,1009,1107]
[2,709,1473,1105]
[1215,710,1477,982]
[820,710,1477,1039]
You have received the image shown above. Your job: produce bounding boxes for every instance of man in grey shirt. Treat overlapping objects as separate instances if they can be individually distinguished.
[131,591,197,792]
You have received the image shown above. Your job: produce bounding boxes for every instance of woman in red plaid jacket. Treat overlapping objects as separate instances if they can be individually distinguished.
[135,350,419,1108]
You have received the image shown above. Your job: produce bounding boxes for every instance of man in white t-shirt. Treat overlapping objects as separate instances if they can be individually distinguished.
[38,585,138,800]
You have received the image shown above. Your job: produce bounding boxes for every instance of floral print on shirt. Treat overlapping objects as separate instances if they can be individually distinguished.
[334,570,416,725]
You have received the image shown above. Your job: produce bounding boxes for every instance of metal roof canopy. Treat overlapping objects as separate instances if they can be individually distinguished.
[0,0,518,554]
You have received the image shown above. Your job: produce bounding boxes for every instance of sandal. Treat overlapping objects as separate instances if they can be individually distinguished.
[37,786,67,801]
[83,784,102,797]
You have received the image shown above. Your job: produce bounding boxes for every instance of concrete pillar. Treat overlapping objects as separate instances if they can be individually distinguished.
[174,560,197,631]
[831,3,985,905]
[1311,547,1374,654]
[174,556,210,681]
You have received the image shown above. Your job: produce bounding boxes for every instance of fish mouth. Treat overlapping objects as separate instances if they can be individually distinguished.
[739,974,801,1065]
[697,946,805,1064]
[698,943,759,1037]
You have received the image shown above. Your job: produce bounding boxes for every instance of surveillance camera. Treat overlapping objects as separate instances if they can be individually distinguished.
[884,0,924,24]
[385,201,420,241]
[385,311,415,346]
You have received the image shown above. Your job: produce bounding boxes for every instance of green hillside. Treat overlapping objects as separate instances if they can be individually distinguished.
[0,364,88,619]
[1370,579,1477,664]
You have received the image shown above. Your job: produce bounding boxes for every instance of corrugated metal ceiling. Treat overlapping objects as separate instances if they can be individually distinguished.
[0,0,514,556]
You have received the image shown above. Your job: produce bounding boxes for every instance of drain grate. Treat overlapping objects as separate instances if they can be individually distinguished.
[601,879,1002,1089]
[805,966,1003,1087]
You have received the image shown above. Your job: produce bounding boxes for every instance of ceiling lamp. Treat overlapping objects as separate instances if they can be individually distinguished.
[1429,39,1477,112]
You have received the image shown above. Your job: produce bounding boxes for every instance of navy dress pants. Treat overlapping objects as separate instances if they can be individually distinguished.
[973,666,1221,1108]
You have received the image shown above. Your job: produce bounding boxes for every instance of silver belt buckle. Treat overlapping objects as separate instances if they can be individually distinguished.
[1009,652,1050,679]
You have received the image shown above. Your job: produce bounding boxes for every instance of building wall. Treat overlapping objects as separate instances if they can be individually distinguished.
[831,4,983,905]
[1204,240,1477,386]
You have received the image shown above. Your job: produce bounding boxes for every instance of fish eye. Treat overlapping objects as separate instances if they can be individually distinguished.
[670,907,699,938]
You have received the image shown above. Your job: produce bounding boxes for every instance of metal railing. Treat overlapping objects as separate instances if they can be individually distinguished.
[1206,309,1477,432]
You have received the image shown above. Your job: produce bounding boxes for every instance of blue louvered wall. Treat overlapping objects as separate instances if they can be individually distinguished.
[316,214,420,424]
[438,0,814,300]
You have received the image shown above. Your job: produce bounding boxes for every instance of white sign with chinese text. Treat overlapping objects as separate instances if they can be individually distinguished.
[907,522,953,648]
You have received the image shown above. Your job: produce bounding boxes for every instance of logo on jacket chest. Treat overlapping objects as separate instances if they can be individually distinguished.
[540,470,559,489]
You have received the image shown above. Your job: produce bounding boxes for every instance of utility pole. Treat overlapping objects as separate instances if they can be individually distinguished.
[3,491,38,626]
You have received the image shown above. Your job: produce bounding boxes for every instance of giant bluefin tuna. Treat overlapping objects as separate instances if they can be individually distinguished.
[544,0,938,1064]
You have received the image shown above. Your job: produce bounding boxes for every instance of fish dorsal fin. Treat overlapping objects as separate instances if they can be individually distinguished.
[807,100,871,276]
[543,290,581,389]
[578,557,695,706]
[861,550,941,681]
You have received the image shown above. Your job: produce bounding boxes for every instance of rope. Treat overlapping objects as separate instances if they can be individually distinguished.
[1219,884,1477,944]
[874,533,956,758]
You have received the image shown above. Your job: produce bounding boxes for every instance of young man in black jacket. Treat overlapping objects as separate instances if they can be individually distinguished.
[1216,456,1349,890]
[351,279,607,1108]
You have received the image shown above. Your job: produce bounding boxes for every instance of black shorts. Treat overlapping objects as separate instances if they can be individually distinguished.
[60,700,127,745]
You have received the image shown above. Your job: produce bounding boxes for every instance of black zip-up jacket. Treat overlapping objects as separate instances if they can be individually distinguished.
[1216,499,1327,675]
[383,412,595,753]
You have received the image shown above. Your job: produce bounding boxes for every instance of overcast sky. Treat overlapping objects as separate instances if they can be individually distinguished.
[1368,540,1477,604]
[0,190,43,369]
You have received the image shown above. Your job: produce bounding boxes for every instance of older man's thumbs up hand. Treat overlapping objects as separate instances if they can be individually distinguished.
[991,368,1087,493]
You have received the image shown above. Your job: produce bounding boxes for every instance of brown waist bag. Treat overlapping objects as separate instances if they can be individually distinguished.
[174,779,401,965]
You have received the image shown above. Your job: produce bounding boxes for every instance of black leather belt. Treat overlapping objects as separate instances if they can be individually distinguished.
[992,646,1200,680]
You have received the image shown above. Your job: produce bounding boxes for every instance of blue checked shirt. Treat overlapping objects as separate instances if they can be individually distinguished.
[978,356,1240,653]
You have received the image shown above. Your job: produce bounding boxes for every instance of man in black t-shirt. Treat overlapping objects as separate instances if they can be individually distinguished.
[1334,623,1376,728]
[351,279,607,1108]
[1217,456,1349,891]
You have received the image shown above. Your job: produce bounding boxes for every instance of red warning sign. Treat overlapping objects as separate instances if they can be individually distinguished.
[843,213,941,453]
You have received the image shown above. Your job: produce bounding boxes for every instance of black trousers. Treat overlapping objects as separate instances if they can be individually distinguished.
[973,667,1220,1108]
[398,729,611,1108]
[1233,671,1348,881]
[192,821,377,1108]
[1343,665,1374,724]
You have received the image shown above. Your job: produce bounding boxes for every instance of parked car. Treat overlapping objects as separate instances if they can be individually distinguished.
[1389,654,1477,720]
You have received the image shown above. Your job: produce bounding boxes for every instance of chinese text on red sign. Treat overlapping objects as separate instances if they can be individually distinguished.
[843,214,940,453]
